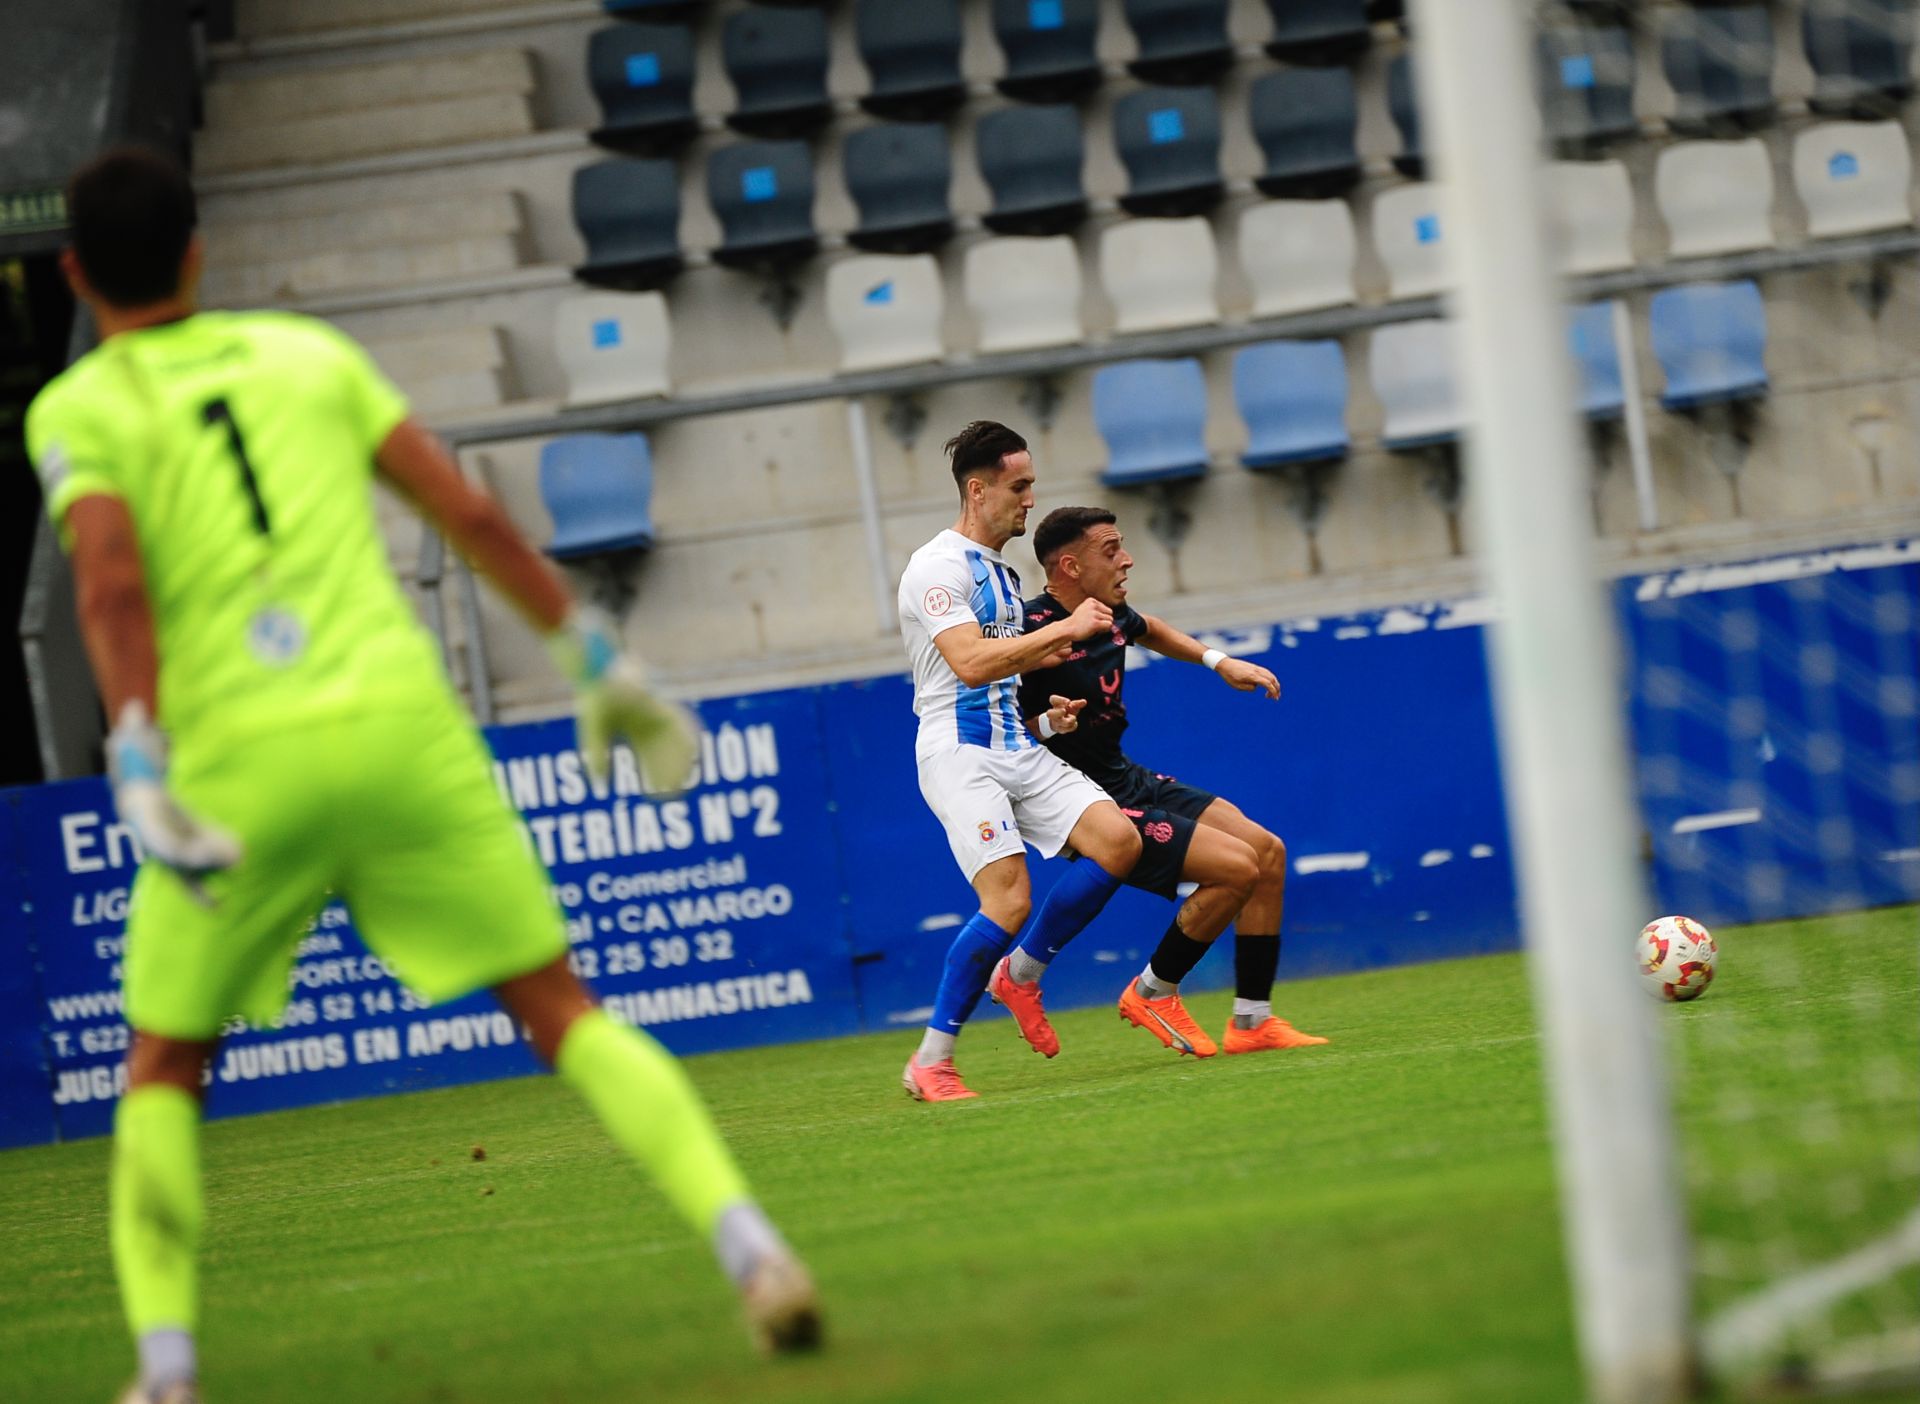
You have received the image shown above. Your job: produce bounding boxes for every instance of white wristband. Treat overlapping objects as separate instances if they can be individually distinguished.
[1037,713,1057,739]
[1201,648,1227,672]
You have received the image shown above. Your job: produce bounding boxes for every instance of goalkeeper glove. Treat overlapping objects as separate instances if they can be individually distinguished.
[547,606,699,794]
[107,701,242,907]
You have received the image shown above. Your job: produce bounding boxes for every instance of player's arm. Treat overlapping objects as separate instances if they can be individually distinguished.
[932,597,1112,687]
[1139,614,1280,699]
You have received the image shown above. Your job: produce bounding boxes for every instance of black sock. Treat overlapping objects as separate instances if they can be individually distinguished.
[1148,919,1212,987]
[1234,933,1281,1001]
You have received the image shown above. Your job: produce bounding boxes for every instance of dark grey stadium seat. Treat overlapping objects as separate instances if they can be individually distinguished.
[1262,0,1372,65]
[708,140,818,270]
[572,158,683,291]
[1660,4,1774,139]
[1804,0,1915,120]
[1113,85,1223,217]
[602,0,702,18]
[855,0,966,121]
[976,103,1088,235]
[844,122,954,254]
[1122,0,1234,85]
[1387,51,1424,179]
[1536,17,1637,154]
[992,0,1103,102]
[722,4,832,137]
[587,23,698,155]
[1248,67,1361,200]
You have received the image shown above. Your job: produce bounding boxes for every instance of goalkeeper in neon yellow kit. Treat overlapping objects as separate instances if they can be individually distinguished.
[25,148,821,1404]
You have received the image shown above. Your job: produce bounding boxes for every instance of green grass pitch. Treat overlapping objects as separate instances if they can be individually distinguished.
[1,908,1912,1404]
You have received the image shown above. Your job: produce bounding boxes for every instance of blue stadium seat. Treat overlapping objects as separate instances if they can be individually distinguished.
[1804,0,1914,120]
[708,140,818,270]
[587,23,698,154]
[1387,52,1424,178]
[571,158,683,291]
[1660,5,1774,139]
[1113,85,1223,217]
[723,4,832,137]
[1568,300,1625,420]
[1536,17,1637,153]
[844,122,954,254]
[976,103,1087,235]
[856,0,966,121]
[541,433,656,560]
[1262,0,1371,65]
[1249,67,1361,199]
[991,0,1102,103]
[1234,340,1350,468]
[1650,280,1769,411]
[1123,0,1234,84]
[1093,358,1212,486]
[603,0,702,17]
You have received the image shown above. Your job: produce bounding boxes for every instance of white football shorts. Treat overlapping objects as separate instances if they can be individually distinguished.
[916,743,1113,883]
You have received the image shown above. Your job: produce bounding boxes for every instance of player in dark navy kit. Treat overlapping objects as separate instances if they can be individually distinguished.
[985,506,1329,1058]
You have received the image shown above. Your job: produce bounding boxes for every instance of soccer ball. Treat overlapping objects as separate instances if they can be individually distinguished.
[1635,915,1718,1001]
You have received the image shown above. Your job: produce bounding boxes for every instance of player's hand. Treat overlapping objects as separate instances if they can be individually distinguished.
[1045,695,1087,735]
[549,607,699,794]
[1216,658,1281,699]
[107,701,242,908]
[1064,595,1115,641]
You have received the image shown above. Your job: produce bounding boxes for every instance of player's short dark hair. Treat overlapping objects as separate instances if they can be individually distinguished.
[944,420,1028,496]
[67,146,198,307]
[1033,506,1118,567]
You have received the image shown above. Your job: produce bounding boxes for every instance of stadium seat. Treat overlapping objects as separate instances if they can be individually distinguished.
[1234,340,1350,468]
[855,0,966,121]
[553,291,671,406]
[587,23,698,154]
[1656,139,1775,259]
[571,158,683,291]
[1100,216,1219,333]
[540,433,657,559]
[1239,200,1357,317]
[708,140,818,270]
[976,104,1088,236]
[1122,0,1234,84]
[1092,358,1212,486]
[1804,0,1914,120]
[1794,121,1914,238]
[1567,300,1625,421]
[1649,280,1769,411]
[844,121,954,254]
[1261,0,1371,65]
[1386,52,1424,178]
[1113,86,1224,217]
[1660,5,1774,139]
[825,254,945,372]
[965,235,1084,354]
[1545,159,1634,275]
[1248,67,1362,200]
[603,0,701,15]
[1373,182,1449,301]
[991,0,1103,103]
[1370,319,1464,450]
[1536,17,1637,153]
[722,3,832,137]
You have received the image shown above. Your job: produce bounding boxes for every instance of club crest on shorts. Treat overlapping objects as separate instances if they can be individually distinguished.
[1144,820,1174,844]
[978,821,997,844]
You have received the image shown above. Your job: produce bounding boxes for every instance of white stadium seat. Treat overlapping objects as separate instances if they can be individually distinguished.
[1371,181,1450,301]
[1656,139,1776,259]
[825,253,946,373]
[553,291,672,406]
[1545,159,1635,275]
[1239,200,1357,318]
[1099,216,1220,334]
[1794,121,1914,239]
[1370,318,1465,450]
[965,236,1085,355]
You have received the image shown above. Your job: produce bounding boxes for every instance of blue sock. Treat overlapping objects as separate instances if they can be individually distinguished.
[929,912,1019,1035]
[1017,861,1125,965]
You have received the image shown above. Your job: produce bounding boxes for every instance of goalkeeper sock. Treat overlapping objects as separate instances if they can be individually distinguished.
[111,1086,202,1374]
[557,1009,750,1235]
[1015,860,1124,965]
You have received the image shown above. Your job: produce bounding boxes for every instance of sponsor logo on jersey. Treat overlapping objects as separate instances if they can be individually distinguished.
[247,606,307,666]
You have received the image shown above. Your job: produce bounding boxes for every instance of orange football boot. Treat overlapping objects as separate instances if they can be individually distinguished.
[1116,980,1217,1058]
[1222,1015,1329,1053]
[988,955,1060,1057]
[901,1056,978,1101]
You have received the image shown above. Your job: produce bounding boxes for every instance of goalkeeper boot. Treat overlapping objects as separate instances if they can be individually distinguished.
[1117,980,1217,1058]
[1222,1015,1330,1054]
[987,956,1060,1058]
[901,1056,977,1102]
[740,1247,824,1355]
